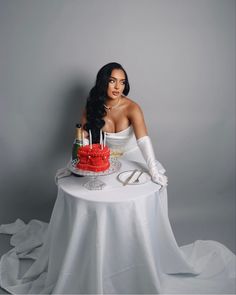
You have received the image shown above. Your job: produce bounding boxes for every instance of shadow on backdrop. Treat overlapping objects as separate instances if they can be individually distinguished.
[48,78,89,159]
[0,77,89,224]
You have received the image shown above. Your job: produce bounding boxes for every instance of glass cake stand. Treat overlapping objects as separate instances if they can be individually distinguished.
[68,158,121,190]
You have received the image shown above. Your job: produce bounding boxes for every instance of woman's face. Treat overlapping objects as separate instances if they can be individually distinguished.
[107,69,126,100]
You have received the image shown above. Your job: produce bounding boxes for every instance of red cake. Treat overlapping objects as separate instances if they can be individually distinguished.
[77,144,110,172]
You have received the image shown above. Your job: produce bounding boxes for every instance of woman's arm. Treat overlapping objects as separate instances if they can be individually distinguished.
[128,101,168,187]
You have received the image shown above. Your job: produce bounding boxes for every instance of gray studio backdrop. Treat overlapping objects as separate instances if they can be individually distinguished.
[0,0,235,252]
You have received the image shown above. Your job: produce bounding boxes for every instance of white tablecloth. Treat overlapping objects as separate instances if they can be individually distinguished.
[0,159,235,294]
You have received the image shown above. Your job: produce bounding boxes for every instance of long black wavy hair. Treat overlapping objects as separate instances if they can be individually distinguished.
[84,62,130,143]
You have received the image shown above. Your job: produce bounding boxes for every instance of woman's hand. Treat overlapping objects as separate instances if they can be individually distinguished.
[151,173,168,187]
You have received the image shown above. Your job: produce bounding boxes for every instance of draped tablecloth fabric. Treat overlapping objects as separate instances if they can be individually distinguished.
[0,159,235,294]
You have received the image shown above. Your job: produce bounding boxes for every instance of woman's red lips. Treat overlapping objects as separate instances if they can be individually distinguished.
[112,91,119,95]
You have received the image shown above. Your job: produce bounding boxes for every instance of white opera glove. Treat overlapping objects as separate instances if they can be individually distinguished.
[83,138,89,146]
[137,136,168,187]
[55,164,71,185]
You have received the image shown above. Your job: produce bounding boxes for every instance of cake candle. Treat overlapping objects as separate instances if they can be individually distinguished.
[89,130,92,149]
[100,129,103,149]
[104,132,106,146]
[82,131,85,146]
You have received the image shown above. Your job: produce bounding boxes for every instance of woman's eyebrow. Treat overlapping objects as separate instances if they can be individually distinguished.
[110,76,126,81]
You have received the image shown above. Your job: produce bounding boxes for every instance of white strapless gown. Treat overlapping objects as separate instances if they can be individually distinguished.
[0,127,235,294]
[106,126,165,174]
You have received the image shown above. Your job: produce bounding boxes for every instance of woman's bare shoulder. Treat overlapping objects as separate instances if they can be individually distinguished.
[123,96,147,136]
[122,96,142,112]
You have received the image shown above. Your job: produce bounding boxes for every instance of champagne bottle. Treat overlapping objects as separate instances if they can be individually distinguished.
[72,123,83,162]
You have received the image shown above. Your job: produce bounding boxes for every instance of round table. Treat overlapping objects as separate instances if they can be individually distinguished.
[50,159,171,294]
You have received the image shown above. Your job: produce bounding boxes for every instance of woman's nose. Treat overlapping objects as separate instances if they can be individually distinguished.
[114,82,119,89]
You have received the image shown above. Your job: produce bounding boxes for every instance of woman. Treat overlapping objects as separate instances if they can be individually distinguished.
[81,62,168,187]
[0,63,235,294]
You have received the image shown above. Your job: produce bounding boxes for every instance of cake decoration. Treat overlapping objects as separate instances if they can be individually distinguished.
[77,143,110,172]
